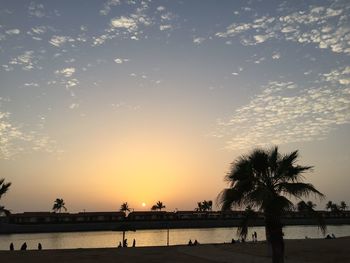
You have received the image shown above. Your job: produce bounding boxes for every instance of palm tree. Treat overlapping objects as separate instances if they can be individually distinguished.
[326,201,333,211]
[296,201,308,212]
[52,198,67,213]
[218,146,325,263]
[120,202,131,213]
[340,201,348,211]
[330,203,340,213]
[0,178,11,216]
[297,201,316,212]
[306,201,316,210]
[195,200,213,211]
[151,201,165,211]
[195,202,204,211]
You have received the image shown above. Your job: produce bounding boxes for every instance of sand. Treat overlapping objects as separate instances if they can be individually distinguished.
[0,237,349,263]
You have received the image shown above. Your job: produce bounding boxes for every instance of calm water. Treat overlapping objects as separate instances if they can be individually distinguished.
[1,225,349,250]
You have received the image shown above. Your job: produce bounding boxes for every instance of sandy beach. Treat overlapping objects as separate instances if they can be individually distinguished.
[0,236,348,263]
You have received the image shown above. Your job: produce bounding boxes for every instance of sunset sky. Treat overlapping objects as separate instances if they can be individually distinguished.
[1,0,349,213]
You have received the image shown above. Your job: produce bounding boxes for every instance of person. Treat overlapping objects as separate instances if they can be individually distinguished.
[194,239,199,246]
[10,243,14,251]
[231,238,236,244]
[331,233,336,239]
[132,239,136,247]
[38,243,42,250]
[188,239,193,246]
[123,238,128,247]
[325,234,332,239]
[254,231,257,242]
[20,242,27,250]
[117,241,122,248]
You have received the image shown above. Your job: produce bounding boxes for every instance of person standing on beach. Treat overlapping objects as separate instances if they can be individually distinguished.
[132,239,136,247]
[10,243,14,250]
[254,231,258,242]
[38,243,42,250]
[20,242,27,250]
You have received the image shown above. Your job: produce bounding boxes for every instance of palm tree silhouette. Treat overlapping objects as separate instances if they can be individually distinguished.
[120,202,131,213]
[195,200,213,211]
[325,201,333,211]
[218,146,325,263]
[151,201,165,211]
[0,178,11,216]
[52,198,67,213]
[340,201,348,211]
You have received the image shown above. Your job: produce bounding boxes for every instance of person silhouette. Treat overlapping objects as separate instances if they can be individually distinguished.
[123,238,128,247]
[38,243,42,250]
[118,241,122,248]
[132,239,136,247]
[188,239,193,246]
[254,231,257,242]
[10,243,14,251]
[20,242,27,250]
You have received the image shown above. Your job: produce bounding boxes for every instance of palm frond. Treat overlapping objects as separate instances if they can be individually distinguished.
[277,182,324,199]
[237,206,259,239]
[217,188,244,210]
[0,180,11,198]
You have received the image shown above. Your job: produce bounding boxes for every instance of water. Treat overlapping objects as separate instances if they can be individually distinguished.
[1,225,349,250]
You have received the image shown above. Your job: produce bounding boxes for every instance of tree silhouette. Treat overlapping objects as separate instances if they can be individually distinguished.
[340,201,348,211]
[52,198,67,213]
[151,201,165,211]
[218,146,325,263]
[195,200,213,211]
[0,178,11,216]
[325,201,333,211]
[120,202,131,213]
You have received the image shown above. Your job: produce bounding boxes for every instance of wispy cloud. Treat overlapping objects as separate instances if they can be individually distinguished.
[114,58,129,64]
[49,35,70,47]
[214,70,350,149]
[28,1,46,18]
[9,51,36,70]
[193,37,205,45]
[5,29,20,35]
[100,0,120,16]
[215,3,350,54]
[0,110,58,159]
[55,67,76,77]
[110,16,138,31]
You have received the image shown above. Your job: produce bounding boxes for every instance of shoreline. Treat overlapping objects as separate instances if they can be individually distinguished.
[2,217,350,234]
[0,237,349,263]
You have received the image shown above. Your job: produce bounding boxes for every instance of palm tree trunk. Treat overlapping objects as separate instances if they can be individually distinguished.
[266,217,284,263]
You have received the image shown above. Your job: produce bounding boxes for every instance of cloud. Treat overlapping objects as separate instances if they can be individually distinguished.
[24,82,39,87]
[193,37,205,45]
[114,58,129,64]
[0,110,57,159]
[49,35,69,47]
[214,71,350,150]
[215,3,350,54]
[100,0,120,15]
[110,16,138,31]
[28,1,46,18]
[55,67,76,77]
[157,6,166,12]
[5,29,20,35]
[160,24,172,31]
[272,52,281,59]
[9,51,36,70]
[69,103,79,109]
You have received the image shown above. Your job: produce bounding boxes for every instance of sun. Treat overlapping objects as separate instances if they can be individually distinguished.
[142,202,146,207]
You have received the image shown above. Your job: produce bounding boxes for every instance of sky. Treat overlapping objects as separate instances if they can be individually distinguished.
[0,0,349,213]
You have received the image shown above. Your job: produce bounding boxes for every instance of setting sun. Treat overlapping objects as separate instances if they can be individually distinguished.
[142,202,146,207]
